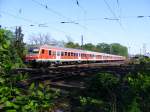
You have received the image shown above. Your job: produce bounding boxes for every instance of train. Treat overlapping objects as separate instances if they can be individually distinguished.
[25,44,126,65]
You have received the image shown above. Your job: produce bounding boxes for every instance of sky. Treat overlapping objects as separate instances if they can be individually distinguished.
[0,0,150,54]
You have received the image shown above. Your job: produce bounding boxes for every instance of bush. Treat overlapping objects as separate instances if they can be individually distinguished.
[0,29,59,112]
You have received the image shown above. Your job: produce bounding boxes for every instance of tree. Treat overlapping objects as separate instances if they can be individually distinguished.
[29,33,53,45]
[29,33,65,47]
[0,28,59,112]
[83,43,97,51]
[65,42,80,49]
[96,43,110,53]
[111,43,128,56]
[13,26,26,60]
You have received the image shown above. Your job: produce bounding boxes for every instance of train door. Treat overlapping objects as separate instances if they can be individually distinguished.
[56,50,61,61]
[78,53,81,60]
[93,54,96,60]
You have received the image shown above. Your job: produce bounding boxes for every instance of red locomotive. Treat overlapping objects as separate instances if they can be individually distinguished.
[25,44,126,65]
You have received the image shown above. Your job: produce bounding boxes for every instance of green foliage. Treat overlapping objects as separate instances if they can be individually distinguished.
[65,42,80,49]
[0,28,24,71]
[78,97,105,112]
[128,98,140,112]
[96,43,110,53]
[83,43,97,52]
[86,73,119,99]
[0,28,59,112]
[14,82,59,112]
[13,26,26,60]
[139,56,150,64]
[125,71,150,112]
[74,73,120,112]
[73,70,150,112]
[0,78,59,112]
[0,29,13,72]
[110,43,128,57]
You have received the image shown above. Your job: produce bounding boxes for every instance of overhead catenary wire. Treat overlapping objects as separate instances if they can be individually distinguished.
[76,0,80,7]
[116,0,123,29]
[73,15,150,22]
[31,0,70,20]
[116,0,121,18]
[116,0,120,11]
[74,0,86,14]
[31,0,87,29]
[103,0,125,31]
[0,10,38,24]
[72,0,87,45]
[0,10,76,37]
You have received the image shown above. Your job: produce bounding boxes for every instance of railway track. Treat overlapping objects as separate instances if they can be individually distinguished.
[12,62,139,90]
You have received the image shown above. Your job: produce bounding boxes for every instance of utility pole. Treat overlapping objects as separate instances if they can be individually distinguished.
[128,46,130,58]
[140,48,142,56]
[81,35,83,49]
[142,43,146,55]
[110,44,112,54]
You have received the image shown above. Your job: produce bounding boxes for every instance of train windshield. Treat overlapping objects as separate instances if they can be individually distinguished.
[28,47,39,55]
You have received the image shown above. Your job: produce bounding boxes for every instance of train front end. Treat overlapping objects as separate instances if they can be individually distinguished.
[25,47,40,63]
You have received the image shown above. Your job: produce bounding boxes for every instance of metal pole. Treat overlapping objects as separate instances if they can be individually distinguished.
[81,35,83,49]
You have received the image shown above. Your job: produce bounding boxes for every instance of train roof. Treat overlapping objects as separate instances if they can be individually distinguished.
[29,44,124,57]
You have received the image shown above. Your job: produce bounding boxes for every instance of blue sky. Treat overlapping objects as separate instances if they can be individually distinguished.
[0,0,150,54]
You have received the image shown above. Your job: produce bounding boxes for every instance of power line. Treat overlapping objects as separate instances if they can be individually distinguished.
[0,10,77,37]
[31,0,70,21]
[74,0,86,14]
[103,0,125,30]
[73,15,150,22]
[117,0,119,7]
[31,0,86,29]
[72,0,87,44]
[76,0,80,7]
[116,0,123,29]
[0,10,38,24]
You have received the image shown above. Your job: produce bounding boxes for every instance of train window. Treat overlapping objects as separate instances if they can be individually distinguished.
[73,53,75,56]
[41,49,44,54]
[49,50,51,55]
[68,52,70,56]
[28,48,39,54]
[76,53,78,56]
[52,51,56,56]
[71,52,73,56]
[61,52,64,56]
[82,54,84,57]
[65,52,67,56]
[57,51,60,56]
